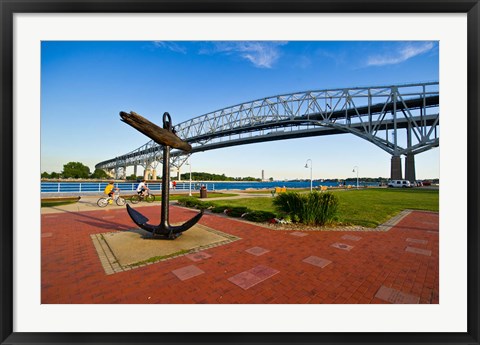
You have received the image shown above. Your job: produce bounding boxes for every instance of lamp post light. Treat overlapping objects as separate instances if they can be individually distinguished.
[186,159,192,196]
[305,159,313,193]
[352,166,359,189]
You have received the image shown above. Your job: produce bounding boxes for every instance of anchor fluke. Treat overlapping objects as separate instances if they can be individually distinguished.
[158,210,205,236]
[126,204,204,239]
[126,203,150,226]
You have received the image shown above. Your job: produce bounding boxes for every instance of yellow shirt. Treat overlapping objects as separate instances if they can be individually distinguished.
[104,184,114,194]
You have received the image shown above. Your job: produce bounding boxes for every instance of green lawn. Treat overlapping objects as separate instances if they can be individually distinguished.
[332,188,439,227]
[204,188,438,228]
[41,200,79,207]
[207,197,277,212]
[166,192,238,201]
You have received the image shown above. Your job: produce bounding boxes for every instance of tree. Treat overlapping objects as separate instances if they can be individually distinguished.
[41,171,61,179]
[50,172,61,179]
[62,162,90,179]
[90,168,109,179]
[126,174,138,181]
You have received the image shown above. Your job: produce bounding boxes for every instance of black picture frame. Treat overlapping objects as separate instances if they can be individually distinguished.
[1,1,479,344]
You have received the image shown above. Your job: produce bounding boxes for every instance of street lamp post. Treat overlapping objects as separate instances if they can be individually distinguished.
[353,166,359,189]
[305,159,313,192]
[186,159,192,196]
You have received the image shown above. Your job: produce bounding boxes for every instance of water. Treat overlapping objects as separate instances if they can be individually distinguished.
[41,180,380,194]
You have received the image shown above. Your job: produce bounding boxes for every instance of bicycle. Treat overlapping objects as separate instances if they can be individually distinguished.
[130,190,155,204]
[97,190,126,207]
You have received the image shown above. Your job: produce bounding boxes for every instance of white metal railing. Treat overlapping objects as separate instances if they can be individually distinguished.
[40,182,214,194]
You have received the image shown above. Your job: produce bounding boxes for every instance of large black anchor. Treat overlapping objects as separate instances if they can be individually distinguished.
[120,111,203,239]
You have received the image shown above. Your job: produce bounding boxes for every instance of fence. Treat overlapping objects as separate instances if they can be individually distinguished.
[40,182,214,194]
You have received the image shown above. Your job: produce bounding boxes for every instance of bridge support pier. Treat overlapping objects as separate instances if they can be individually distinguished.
[405,154,416,183]
[152,169,157,180]
[391,155,403,180]
[144,169,150,180]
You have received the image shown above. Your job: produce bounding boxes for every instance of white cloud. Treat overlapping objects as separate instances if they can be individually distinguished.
[153,41,187,54]
[208,41,287,68]
[366,42,435,66]
[152,41,287,68]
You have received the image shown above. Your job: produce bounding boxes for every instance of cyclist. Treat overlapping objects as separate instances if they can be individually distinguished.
[104,181,119,204]
[136,179,150,197]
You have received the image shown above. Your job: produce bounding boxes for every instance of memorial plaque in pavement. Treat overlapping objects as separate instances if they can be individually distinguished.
[249,265,279,280]
[341,234,362,241]
[245,247,270,256]
[186,252,212,262]
[375,285,420,304]
[228,272,263,290]
[172,265,205,281]
[290,231,308,237]
[228,265,279,290]
[405,246,431,256]
[406,238,428,245]
[331,242,354,251]
[303,256,332,268]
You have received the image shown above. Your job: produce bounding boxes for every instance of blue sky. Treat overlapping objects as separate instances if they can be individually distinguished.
[41,41,439,180]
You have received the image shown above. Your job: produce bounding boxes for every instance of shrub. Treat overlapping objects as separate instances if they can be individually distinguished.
[177,196,212,210]
[272,192,304,215]
[243,210,277,223]
[316,192,339,225]
[226,206,249,217]
[211,205,229,213]
[273,191,338,226]
[177,196,200,208]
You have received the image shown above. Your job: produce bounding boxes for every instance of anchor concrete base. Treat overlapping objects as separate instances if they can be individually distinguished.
[92,224,240,274]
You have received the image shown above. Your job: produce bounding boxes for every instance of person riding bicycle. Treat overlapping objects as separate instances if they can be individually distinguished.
[104,181,119,203]
[136,179,150,197]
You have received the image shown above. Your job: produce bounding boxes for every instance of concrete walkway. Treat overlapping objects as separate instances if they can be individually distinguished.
[41,203,438,304]
[40,191,272,215]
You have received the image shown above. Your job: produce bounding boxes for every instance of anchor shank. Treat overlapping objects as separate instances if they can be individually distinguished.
[160,144,171,229]
[122,111,203,240]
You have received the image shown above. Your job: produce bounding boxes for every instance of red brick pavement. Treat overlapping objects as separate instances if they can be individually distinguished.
[41,206,439,304]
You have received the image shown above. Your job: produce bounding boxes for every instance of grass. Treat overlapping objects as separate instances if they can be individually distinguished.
[203,188,438,228]
[207,197,277,213]
[241,188,314,194]
[41,200,79,207]
[126,249,191,267]
[333,188,438,227]
[158,192,238,201]
[41,196,81,207]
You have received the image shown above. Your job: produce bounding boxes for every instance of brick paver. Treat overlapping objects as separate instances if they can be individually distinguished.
[41,207,439,304]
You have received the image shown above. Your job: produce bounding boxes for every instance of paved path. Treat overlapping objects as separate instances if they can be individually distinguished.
[41,204,438,304]
[40,192,271,215]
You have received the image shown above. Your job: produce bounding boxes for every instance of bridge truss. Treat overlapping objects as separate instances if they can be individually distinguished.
[96,82,439,181]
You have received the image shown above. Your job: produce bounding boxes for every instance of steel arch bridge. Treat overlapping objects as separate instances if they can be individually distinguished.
[95,82,439,182]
